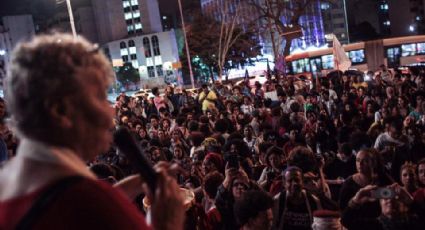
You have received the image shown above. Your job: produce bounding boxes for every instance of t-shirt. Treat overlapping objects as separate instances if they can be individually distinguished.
[154,96,167,111]
[282,201,312,230]
[374,132,404,151]
[199,91,217,111]
[0,177,150,230]
[274,191,321,230]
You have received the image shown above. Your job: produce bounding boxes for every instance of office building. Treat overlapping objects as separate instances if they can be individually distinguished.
[388,0,425,36]
[320,0,349,44]
[105,30,180,87]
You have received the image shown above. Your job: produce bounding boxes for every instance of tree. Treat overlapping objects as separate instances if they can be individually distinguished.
[248,0,336,57]
[184,9,261,82]
[115,62,140,84]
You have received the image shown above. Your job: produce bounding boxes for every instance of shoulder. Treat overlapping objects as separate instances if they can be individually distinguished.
[37,178,150,229]
[341,176,357,188]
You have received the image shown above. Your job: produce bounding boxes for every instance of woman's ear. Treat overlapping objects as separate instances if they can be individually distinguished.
[46,98,73,129]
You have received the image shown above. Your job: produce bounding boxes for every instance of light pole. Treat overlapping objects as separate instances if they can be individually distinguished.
[177,0,195,89]
[65,0,77,37]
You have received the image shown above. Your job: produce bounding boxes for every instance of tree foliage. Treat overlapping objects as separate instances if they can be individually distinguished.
[115,62,140,84]
[184,11,261,82]
[248,0,336,56]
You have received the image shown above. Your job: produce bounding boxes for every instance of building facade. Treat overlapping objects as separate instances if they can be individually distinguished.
[90,0,163,44]
[388,0,425,36]
[320,0,349,44]
[91,0,128,44]
[105,30,180,87]
[200,0,326,55]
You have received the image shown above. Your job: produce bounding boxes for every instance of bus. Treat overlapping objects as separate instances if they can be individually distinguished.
[285,35,425,76]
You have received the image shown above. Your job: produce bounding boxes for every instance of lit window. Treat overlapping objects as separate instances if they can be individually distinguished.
[135,23,142,30]
[130,0,138,6]
[123,1,130,8]
[125,13,132,20]
[162,16,167,20]
[380,4,388,10]
[127,25,134,32]
[402,44,416,56]
[133,11,140,18]
[120,49,128,56]
[129,47,137,54]
[320,3,330,10]
[146,58,153,66]
[417,43,425,54]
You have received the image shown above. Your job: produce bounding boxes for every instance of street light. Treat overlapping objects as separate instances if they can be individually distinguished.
[0,50,5,56]
[177,0,195,89]
[58,0,77,37]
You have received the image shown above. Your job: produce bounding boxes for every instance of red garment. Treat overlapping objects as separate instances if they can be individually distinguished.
[206,207,221,230]
[0,178,151,230]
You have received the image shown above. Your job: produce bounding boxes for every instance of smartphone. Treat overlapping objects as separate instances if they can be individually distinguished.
[371,187,395,199]
[226,154,240,169]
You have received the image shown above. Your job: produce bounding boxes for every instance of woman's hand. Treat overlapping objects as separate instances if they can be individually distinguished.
[351,185,378,206]
[144,162,185,230]
[113,174,143,201]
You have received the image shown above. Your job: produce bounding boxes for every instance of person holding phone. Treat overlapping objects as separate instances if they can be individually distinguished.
[342,184,421,230]
[215,167,252,230]
[339,149,393,210]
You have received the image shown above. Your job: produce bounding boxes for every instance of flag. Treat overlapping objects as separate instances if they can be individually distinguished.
[333,35,351,71]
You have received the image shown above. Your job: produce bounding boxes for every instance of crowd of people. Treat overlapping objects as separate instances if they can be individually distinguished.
[1,33,425,230]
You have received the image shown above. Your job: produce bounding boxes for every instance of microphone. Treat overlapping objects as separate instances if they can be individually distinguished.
[113,126,157,192]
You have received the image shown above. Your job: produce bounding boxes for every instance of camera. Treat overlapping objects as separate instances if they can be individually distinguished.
[371,187,396,199]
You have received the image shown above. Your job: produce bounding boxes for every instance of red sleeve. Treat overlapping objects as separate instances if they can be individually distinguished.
[206,207,221,230]
[33,178,151,230]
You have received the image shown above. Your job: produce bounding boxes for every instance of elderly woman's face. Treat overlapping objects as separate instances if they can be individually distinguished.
[72,73,114,160]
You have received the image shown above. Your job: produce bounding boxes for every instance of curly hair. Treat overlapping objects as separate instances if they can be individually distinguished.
[287,146,317,173]
[5,33,112,145]
[234,190,273,226]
